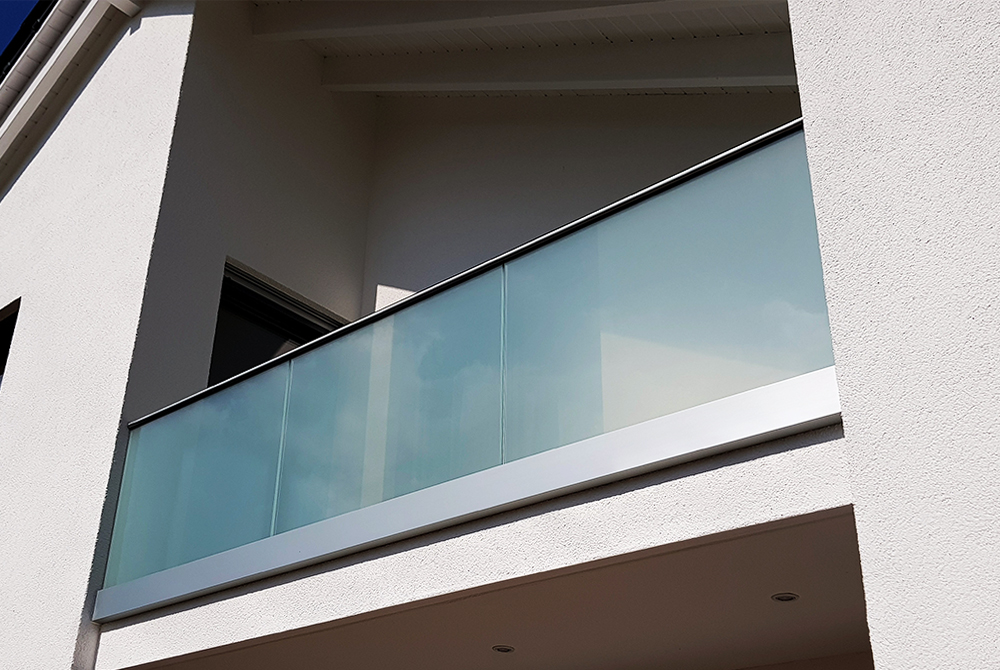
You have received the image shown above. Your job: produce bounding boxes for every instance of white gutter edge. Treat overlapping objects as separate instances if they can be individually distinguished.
[0,0,77,130]
[108,0,141,17]
[0,0,138,160]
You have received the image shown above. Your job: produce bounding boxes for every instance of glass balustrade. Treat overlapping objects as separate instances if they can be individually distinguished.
[104,127,833,589]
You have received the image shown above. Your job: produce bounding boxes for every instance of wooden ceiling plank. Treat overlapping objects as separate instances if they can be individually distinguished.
[321,32,796,93]
[253,1,785,42]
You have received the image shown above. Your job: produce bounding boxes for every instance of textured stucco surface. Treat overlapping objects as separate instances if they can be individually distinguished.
[95,427,850,668]
[0,6,195,669]
[788,1,1000,668]
[122,0,374,420]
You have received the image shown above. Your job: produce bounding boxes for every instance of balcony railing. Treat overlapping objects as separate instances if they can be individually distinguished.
[96,119,838,621]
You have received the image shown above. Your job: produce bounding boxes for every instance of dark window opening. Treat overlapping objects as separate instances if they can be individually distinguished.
[207,262,343,387]
[0,299,20,389]
[1,1,57,79]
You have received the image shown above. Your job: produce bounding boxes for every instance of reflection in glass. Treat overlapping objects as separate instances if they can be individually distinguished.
[381,269,503,500]
[503,132,832,460]
[275,269,503,532]
[105,364,289,586]
[275,329,373,532]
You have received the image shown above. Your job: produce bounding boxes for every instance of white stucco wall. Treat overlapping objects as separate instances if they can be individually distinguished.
[122,0,375,419]
[0,5,195,669]
[10,1,995,667]
[788,1,1000,668]
[359,92,802,311]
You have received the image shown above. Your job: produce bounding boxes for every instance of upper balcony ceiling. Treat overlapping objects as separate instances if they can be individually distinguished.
[251,0,796,95]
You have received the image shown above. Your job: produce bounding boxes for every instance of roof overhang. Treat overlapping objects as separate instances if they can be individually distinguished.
[0,0,140,165]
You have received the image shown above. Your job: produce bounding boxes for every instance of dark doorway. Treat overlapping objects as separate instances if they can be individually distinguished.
[208,263,343,386]
[0,299,20,389]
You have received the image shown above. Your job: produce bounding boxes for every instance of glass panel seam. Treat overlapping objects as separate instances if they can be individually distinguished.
[269,361,293,537]
[500,264,508,464]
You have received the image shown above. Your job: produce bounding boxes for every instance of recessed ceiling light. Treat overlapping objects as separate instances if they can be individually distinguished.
[492,645,516,653]
[771,592,799,602]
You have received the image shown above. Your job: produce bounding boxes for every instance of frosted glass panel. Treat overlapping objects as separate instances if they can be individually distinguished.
[380,268,503,499]
[105,364,289,586]
[275,329,374,533]
[503,132,833,460]
[275,269,503,531]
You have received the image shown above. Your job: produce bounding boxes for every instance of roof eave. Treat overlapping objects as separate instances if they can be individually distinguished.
[0,0,141,165]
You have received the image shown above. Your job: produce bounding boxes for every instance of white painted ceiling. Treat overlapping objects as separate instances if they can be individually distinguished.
[250,1,798,96]
[293,2,790,58]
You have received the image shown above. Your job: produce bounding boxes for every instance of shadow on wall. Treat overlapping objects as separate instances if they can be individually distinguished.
[360,93,803,313]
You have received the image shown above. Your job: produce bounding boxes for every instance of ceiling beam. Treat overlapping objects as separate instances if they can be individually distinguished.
[321,32,795,93]
[253,1,781,41]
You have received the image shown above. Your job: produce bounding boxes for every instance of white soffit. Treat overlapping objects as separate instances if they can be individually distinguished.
[252,0,795,94]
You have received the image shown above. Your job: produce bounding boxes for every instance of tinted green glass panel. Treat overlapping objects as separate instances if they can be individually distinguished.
[105,364,289,586]
[380,269,503,499]
[503,131,833,460]
[274,329,373,532]
[274,269,503,532]
[106,129,833,590]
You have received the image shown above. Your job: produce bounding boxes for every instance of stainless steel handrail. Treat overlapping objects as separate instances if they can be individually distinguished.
[127,117,805,430]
